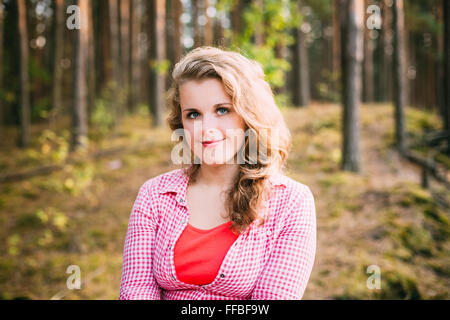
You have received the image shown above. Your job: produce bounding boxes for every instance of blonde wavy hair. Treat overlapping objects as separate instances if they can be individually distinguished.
[166,46,292,234]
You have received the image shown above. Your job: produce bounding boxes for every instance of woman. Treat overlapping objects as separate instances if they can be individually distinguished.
[119,46,316,300]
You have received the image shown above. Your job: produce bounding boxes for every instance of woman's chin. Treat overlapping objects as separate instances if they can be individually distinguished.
[199,156,235,167]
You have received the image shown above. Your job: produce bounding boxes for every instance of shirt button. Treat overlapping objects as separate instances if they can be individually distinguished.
[179,199,184,203]
[220,273,225,278]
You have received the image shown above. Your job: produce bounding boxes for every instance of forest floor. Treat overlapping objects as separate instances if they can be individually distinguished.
[0,103,449,300]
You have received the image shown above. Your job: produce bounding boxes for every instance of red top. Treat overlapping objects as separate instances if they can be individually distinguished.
[173,220,239,285]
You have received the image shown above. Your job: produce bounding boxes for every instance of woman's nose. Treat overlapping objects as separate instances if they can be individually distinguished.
[200,114,221,139]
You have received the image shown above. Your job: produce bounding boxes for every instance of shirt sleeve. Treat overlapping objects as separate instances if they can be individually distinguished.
[119,182,162,300]
[250,186,316,300]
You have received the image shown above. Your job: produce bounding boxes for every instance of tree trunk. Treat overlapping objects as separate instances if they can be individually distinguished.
[384,0,394,102]
[87,0,96,121]
[50,0,64,126]
[166,0,183,90]
[443,0,450,154]
[292,0,310,108]
[192,0,201,47]
[213,7,224,47]
[231,0,244,44]
[340,0,364,172]
[17,0,30,147]
[109,0,121,122]
[120,0,131,111]
[172,0,183,61]
[253,0,264,46]
[378,0,393,102]
[149,0,166,127]
[99,0,111,92]
[130,0,142,112]
[393,0,407,153]
[0,3,4,129]
[72,0,89,150]
[204,0,213,46]
[363,13,374,103]
[332,0,341,77]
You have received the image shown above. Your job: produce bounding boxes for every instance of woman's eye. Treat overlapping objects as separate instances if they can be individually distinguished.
[187,112,200,119]
[217,107,229,115]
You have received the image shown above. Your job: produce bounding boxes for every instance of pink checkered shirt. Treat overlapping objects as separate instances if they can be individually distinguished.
[119,168,316,300]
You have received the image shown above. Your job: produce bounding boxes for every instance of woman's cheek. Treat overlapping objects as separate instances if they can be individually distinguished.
[181,126,194,150]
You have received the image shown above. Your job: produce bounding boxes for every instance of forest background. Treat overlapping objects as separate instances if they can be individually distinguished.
[0,0,449,300]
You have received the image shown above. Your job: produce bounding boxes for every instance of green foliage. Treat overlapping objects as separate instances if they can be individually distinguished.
[15,212,45,230]
[150,59,171,76]
[15,130,70,168]
[221,0,302,93]
[406,0,442,35]
[91,99,116,139]
[31,96,51,121]
[317,69,341,102]
[37,130,70,164]
[62,163,94,196]
[86,229,108,249]
[7,234,21,256]
[303,0,332,18]
[29,55,52,121]
[399,224,434,256]
[376,270,422,300]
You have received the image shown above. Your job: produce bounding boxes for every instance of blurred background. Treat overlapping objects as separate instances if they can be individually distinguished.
[0,0,449,299]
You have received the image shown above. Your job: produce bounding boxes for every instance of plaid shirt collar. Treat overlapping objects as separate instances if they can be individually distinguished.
[158,167,287,207]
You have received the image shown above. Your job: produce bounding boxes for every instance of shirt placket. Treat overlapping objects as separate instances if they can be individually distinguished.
[167,194,196,286]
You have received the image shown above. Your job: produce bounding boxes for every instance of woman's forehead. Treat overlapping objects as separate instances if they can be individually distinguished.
[179,79,232,109]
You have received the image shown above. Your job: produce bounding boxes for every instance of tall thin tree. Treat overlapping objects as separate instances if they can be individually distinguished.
[51,0,64,126]
[213,4,225,47]
[253,0,264,46]
[231,0,244,45]
[149,0,166,127]
[109,0,121,122]
[393,0,406,153]
[17,0,30,147]
[130,0,142,111]
[363,4,374,103]
[172,0,183,62]
[192,0,201,47]
[87,0,96,120]
[204,0,213,46]
[0,1,4,129]
[332,0,341,78]
[291,0,310,107]
[72,0,89,149]
[120,0,131,110]
[340,0,364,172]
[443,0,450,154]
[166,0,183,91]
[379,0,393,102]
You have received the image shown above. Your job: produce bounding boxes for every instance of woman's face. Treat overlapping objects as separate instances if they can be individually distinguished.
[179,78,246,166]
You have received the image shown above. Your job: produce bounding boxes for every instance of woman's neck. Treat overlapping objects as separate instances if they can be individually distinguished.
[195,163,240,190]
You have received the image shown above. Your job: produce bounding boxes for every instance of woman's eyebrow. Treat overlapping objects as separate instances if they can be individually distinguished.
[182,102,232,113]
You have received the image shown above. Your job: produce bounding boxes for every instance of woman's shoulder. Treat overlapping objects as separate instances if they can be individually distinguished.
[267,172,316,224]
[267,172,315,217]
[138,168,187,195]
[269,171,314,202]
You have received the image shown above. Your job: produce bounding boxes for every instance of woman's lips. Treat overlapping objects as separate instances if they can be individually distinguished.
[202,138,225,147]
